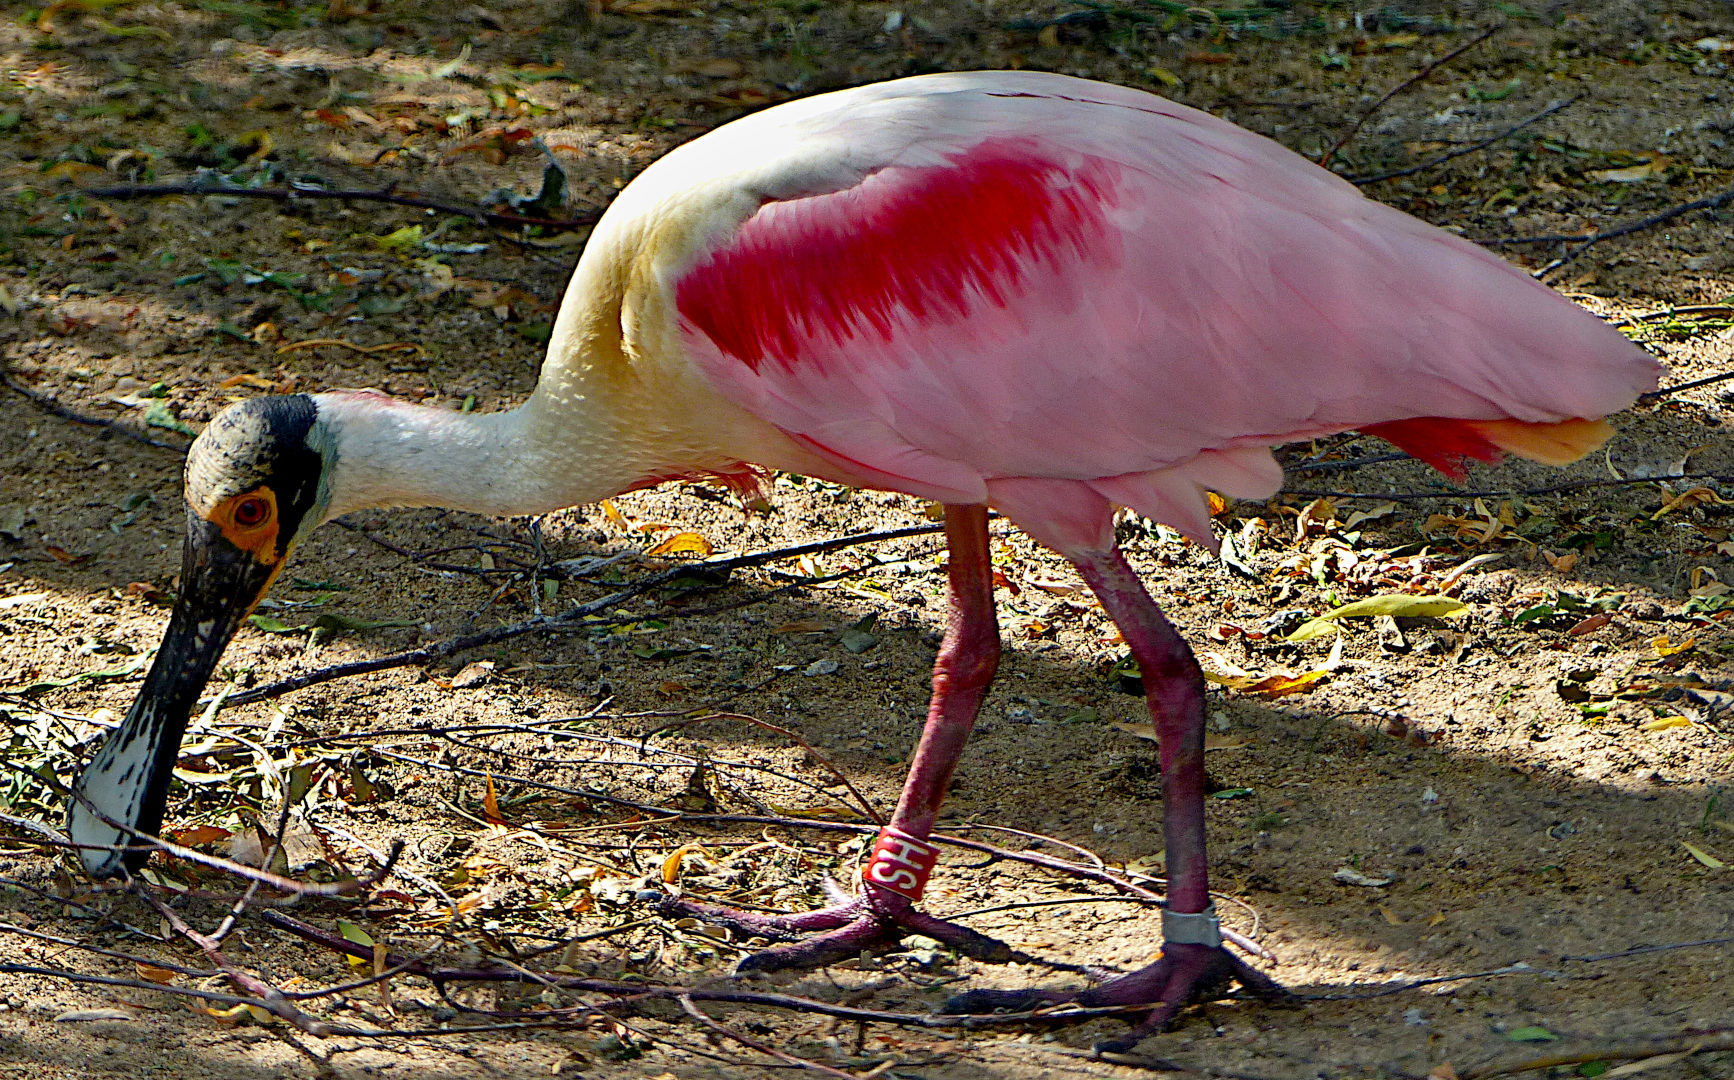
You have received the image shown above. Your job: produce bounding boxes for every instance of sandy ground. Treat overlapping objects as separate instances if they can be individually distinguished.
[0,1,1732,1078]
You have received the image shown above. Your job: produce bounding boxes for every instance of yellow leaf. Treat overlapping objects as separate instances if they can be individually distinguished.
[1544,550,1579,574]
[1379,905,1404,926]
[645,531,712,558]
[765,803,867,821]
[1589,162,1665,183]
[661,844,701,884]
[135,962,176,985]
[1146,65,1182,87]
[1651,635,1696,658]
[42,160,104,181]
[1682,842,1726,869]
[1428,912,1447,927]
[1639,714,1692,732]
[198,1003,253,1025]
[231,129,274,163]
[482,773,510,826]
[600,499,627,529]
[337,919,375,971]
[1239,669,1331,698]
[1287,595,1466,641]
[1206,491,1228,516]
[1652,486,1729,520]
[1343,502,1398,529]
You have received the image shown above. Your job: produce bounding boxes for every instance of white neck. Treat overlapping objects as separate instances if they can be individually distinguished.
[312,390,653,522]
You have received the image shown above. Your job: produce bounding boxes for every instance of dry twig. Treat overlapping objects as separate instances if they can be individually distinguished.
[216,523,945,710]
[79,181,599,233]
[1319,25,1500,169]
[1354,95,1582,186]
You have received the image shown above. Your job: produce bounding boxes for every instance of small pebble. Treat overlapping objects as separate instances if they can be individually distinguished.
[1421,786,1439,804]
[803,659,839,677]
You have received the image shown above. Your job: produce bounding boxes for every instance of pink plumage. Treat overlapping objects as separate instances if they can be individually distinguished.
[668,72,1656,553]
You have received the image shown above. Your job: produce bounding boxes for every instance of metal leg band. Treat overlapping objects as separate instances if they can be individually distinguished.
[1162,903,1221,948]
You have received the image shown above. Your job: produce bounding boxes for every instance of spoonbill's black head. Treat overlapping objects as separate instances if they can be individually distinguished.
[69,394,330,876]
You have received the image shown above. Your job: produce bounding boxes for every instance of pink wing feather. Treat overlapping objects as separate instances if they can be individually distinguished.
[669,73,1658,552]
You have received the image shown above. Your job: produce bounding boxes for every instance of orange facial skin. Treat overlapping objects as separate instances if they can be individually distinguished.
[206,487,283,565]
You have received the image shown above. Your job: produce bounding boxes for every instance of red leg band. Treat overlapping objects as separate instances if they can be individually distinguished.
[862,826,940,901]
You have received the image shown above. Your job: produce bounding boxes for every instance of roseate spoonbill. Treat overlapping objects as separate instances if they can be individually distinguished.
[68,71,1658,1047]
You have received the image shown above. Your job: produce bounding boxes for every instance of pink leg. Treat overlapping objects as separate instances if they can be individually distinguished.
[944,544,1289,1050]
[665,504,1014,971]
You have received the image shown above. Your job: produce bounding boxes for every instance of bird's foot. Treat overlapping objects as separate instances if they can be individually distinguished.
[942,942,1293,1053]
[662,885,1014,974]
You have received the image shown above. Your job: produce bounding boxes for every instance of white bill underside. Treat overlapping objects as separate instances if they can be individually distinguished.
[67,699,166,877]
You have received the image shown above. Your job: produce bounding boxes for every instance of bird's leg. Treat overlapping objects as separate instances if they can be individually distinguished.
[664,504,1014,972]
[944,542,1289,1051]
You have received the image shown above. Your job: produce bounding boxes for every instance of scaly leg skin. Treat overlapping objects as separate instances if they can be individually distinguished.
[662,504,1015,973]
[943,543,1291,1052]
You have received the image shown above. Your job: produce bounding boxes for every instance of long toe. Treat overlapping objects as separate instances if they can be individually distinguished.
[901,909,1016,964]
[940,986,1075,1015]
[660,894,863,940]
[1084,944,1280,1054]
[732,914,898,975]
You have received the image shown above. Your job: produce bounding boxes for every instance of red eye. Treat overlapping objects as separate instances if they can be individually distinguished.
[233,497,270,527]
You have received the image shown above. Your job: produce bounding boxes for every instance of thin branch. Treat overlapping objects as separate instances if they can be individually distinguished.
[1533,182,1734,277]
[139,885,336,1038]
[1460,1031,1734,1080]
[78,181,600,234]
[217,523,945,710]
[678,996,860,1080]
[366,747,1168,898]
[2,365,189,452]
[1319,25,1500,169]
[258,910,1148,1030]
[1354,95,1582,185]
[644,712,886,826]
[0,922,215,977]
[1561,935,1734,963]
[1639,369,1734,401]
[54,779,403,895]
[1281,470,1734,503]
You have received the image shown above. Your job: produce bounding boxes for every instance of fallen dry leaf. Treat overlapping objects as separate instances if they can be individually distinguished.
[164,825,232,847]
[1567,613,1612,636]
[1589,156,1669,183]
[1681,842,1726,869]
[1651,635,1695,658]
[1639,714,1692,732]
[54,1008,139,1023]
[645,531,712,558]
[482,773,510,826]
[1287,595,1466,641]
[135,962,177,985]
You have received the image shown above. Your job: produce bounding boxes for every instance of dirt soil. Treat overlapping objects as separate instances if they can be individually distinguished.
[1,1,1733,1078]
